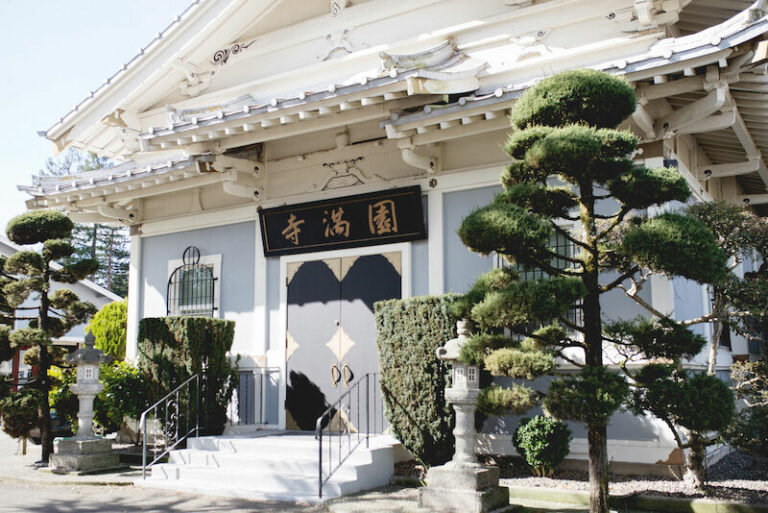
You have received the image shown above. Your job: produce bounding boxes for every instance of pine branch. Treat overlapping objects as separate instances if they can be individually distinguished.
[557,315,585,334]
[600,266,639,293]
[550,221,590,252]
[595,206,630,241]
[555,350,585,367]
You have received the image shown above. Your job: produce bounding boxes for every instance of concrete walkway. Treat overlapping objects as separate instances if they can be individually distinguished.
[0,432,627,513]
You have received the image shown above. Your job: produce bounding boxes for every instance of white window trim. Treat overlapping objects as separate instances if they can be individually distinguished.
[166,254,222,318]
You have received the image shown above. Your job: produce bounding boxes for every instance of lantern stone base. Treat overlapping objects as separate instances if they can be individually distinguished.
[418,465,516,513]
[50,437,120,474]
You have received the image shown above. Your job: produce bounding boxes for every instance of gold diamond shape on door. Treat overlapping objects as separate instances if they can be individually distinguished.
[324,326,356,361]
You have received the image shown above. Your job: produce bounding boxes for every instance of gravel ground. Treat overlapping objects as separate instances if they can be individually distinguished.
[489,451,768,505]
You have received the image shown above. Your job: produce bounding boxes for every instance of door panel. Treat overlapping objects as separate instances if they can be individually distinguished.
[285,259,340,430]
[285,252,402,432]
[340,253,401,432]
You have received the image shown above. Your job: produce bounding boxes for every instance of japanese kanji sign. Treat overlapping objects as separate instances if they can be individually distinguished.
[259,186,426,256]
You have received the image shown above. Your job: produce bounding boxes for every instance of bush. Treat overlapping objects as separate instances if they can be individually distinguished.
[49,366,78,427]
[138,316,237,435]
[94,362,150,435]
[6,210,74,245]
[726,406,768,458]
[513,415,572,476]
[87,300,127,360]
[375,295,458,467]
[0,388,41,439]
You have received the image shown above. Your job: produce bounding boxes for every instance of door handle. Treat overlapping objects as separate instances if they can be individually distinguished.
[342,363,354,387]
[331,364,341,387]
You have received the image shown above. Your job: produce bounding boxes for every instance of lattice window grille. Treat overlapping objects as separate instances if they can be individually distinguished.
[167,246,218,317]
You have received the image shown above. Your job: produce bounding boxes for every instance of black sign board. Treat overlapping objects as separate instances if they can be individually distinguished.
[259,186,426,256]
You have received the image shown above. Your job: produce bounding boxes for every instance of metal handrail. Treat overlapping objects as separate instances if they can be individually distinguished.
[314,372,383,498]
[140,373,201,479]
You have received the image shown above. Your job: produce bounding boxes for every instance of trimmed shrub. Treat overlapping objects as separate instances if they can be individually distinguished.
[87,300,128,360]
[138,316,237,435]
[94,362,150,435]
[727,406,768,458]
[6,210,74,245]
[375,295,458,467]
[513,415,572,476]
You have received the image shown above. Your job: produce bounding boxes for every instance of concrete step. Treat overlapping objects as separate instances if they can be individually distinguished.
[167,448,384,476]
[138,433,397,503]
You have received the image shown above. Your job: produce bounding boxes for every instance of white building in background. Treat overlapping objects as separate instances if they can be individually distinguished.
[0,236,122,380]
[17,0,768,484]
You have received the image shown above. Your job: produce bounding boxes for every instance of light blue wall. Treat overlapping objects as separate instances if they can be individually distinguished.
[140,221,256,322]
[266,257,280,352]
[443,186,501,293]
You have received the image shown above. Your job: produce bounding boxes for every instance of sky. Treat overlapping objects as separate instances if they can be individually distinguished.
[0,0,194,231]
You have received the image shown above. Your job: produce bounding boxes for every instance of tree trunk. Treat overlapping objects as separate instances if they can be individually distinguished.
[683,430,707,489]
[707,320,723,376]
[588,424,610,513]
[38,345,53,464]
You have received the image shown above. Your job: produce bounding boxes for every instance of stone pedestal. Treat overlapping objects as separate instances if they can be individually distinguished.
[419,464,514,513]
[50,438,120,474]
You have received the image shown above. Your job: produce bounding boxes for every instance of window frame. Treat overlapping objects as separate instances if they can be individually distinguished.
[166,253,222,318]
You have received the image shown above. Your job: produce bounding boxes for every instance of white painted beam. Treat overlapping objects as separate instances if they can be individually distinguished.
[125,233,142,362]
[656,86,727,137]
[700,157,760,180]
[738,193,768,206]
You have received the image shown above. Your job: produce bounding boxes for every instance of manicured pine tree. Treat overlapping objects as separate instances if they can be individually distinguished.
[455,70,729,513]
[1,210,97,463]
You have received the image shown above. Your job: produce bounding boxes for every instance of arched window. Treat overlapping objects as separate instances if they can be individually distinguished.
[167,246,218,317]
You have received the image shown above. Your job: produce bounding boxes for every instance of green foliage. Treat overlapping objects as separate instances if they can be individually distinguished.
[375,295,457,467]
[621,213,729,284]
[496,184,577,219]
[6,210,74,245]
[94,362,150,433]
[458,333,511,366]
[43,239,74,261]
[477,384,538,416]
[458,201,551,257]
[545,367,629,426]
[606,166,690,209]
[604,317,707,360]
[509,70,636,129]
[731,360,768,409]
[51,259,100,283]
[452,267,518,319]
[87,300,127,360]
[0,388,41,439]
[9,327,51,349]
[49,362,150,435]
[4,251,44,276]
[0,325,13,362]
[138,316,237,435]
[513,415,572,476]
[629,367,734,433]
[484,347,556,380]
[726,406,768,457]
[470,276,586,330]
[48,366,78,428]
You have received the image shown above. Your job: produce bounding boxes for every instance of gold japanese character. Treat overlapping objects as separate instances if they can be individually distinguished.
[281,213,305,246]
[322,207,351,238]
[368,199,398,235]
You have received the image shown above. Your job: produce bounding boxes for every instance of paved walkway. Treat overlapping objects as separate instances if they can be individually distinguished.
[0,433,613,513]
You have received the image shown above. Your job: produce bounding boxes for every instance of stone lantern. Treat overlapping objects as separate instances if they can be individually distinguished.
[51,333,119,474]
[419,319,512,513]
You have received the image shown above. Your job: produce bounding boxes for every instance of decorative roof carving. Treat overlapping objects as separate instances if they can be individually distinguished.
[212,40,255,65]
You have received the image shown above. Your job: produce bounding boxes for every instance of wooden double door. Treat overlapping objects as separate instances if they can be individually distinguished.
[285,252,401,431]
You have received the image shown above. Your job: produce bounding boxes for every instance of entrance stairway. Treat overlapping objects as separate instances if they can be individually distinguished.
[138,431,399,503]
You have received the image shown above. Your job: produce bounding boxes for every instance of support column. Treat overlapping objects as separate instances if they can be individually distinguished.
[428,189,444,294]
[125,233,142,362]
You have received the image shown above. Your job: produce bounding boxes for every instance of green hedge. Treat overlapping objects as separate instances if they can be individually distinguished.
[137,316,237,434]
[375,295,458,467]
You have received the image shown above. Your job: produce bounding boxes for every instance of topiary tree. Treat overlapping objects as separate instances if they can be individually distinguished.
[455,70,730,513]
[513,415,571,477]
[0,210,98,464]
[87,299,127,360]
[375,295,457,467]
[728,360,768,457]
